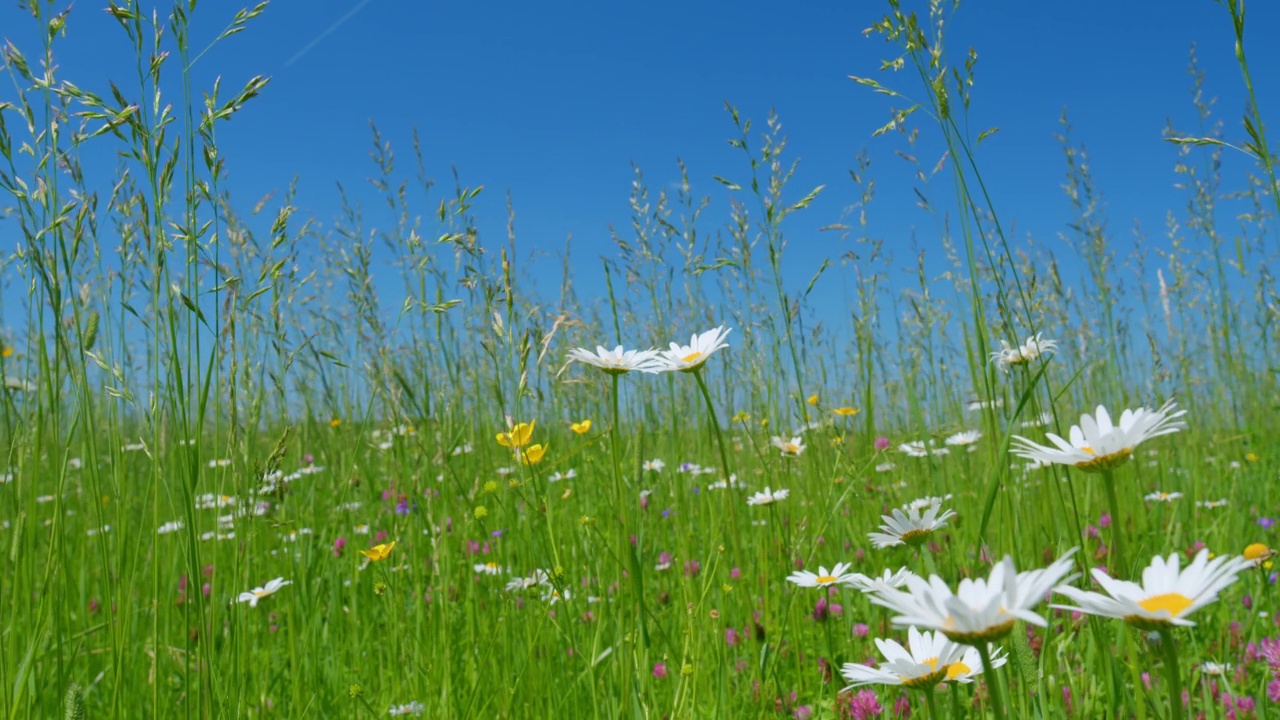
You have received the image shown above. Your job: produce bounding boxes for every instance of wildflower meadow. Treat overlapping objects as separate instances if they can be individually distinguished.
[1,0,1279,718]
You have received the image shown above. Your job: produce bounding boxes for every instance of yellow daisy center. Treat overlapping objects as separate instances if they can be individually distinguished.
[1245,543,1269,561]
[900,528,931,545]
[899,659,947,689]
[815,575,837,585]
[1080,445,1095,455]
[1137,592,1193,617]
[486,562,499,569]
[946,661,971,680]
[681,351,703,364]
[253,589,270,598]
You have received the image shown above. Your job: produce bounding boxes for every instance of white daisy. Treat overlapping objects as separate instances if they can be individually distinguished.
[1051,549,1250,629]
[945,430,983,447]
[746,486,789,506]
[643,458,666,472]
[157,520,184,535]
[875,462,897,473]
[656,325,732,373]
[1195,499,1228,509]
[845,567,915,594]
[548,468,577,482]
[1144,491,1182,503]
[236,577,292,607]
[868,498,956,549]
[1199,662,1231,677]
[1010,400,1187,472]
[870,550,1079,644]
[505,569,551,593]
[770,435,806,457]
[474,561,504,575]
[840,626,967,689]
[388,701,426,716]
[990,333,1059,371]
[567,345,664,375]
[786,562,858,588]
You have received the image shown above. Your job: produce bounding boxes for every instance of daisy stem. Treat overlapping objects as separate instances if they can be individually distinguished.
[610,372,651,654]
[924,686,940,719]
[1158,629,1185,720]
[976,642,1007,720]
[692,368,741,556]
[1101,468,1126,575]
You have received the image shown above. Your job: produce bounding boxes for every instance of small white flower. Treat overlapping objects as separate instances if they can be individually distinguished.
[841,626,988,689]
[875,462,897,473]
[872,550,1079,644]
[1052,549,1250,628]
[474,561,503,576]
[845,567,915,594]
[770,435,806,457]
[643,458,666,472]
[1011,400,1187,472]
[157,520,184,535]
[786,562,857,588]
[868,497,956,549]
[237,577,292,607]
[945,430,982,447]
[656,325,732,373]
[388,701,426,716]
[1143,491,1182,503]
[746,486,789,506]
[990,332,1059,371]
[567,345,665,375]
[1200,662,1231,677]
[1195,499,1229,509]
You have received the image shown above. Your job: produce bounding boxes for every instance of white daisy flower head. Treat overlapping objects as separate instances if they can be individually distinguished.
[871,549,1079,644]
[840,626,966,690]
[770,435,807,457]
[945,430,983,447]
[658,325,732,373]
[868,497,956,549]
[474,561,503,575]
[157,520,184,535]
[1144,491,1182,503]
[786,562,857,589]
[505,569,551,593]
[990,333,1059,371]
[237,577,292,607]
[1195,499,1229,509]
[746,486,788,506]
[1051,548,1250,630]
[643,458,666,472]
[388,701,426,716]
[1200,661,1231,677]
[875,462,897,473]
[845,567,916,594]
[567,345,664,375]
[1010,399,1187,473]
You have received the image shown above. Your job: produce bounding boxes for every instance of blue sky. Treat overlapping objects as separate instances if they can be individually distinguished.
[3,0,1279,334]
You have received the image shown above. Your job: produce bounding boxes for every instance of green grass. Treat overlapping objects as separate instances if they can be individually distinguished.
[1,0,1279,717]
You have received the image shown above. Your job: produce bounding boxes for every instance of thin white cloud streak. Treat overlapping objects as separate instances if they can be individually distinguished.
[284,0,376,68]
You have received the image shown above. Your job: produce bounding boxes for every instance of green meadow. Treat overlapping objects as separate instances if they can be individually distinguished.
[1,1,1278,718]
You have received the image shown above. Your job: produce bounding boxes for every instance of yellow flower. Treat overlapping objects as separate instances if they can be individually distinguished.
[1245,452,1259,462]
[806,394,819,406]
[1,346,12,359]
[520,443,547,466]
[496,420,536,448]
[359,541,396,561]
[833,406,860,417]
[731,411,752,423]
[1245,542,1276,566]
[329,418,342,428]
[570,419,592,435]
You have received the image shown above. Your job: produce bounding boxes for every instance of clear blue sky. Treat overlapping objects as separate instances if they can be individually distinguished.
[3,0,1278,331]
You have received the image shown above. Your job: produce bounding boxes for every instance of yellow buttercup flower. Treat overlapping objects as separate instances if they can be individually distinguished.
[329,418,342,428]
[1245,452,1259,462]
[833,406,861,417]
[1,346,13,359]
[359,541,396,562]
[520,443,547,466]
[806,394,819,406]
[496,420,536,448]
[570,419,592,435]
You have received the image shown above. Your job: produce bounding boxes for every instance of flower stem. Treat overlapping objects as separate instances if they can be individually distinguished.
[924,686,940,719]
[693,369,741,555]
[1158,629,1185,720]
[1101,468,1126,576]
[610,373,650,650]
[976,642,1006,720]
